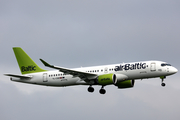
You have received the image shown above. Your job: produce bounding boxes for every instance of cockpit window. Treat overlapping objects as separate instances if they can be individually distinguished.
[161,63,171,67]
[161,63,166,67]
[166,64,171,66]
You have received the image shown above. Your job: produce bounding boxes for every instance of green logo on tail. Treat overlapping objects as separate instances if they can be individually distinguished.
[13,47,46,74]
[21,65,36,72]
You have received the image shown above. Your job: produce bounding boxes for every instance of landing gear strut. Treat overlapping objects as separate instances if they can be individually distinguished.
[87,86,94,93]
[161,76,166,87]
[99,86,106,94]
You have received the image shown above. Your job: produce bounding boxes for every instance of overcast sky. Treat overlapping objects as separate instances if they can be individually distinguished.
[1,0,180,120]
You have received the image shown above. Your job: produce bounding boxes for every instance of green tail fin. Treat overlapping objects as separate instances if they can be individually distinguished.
[13,47,46,74]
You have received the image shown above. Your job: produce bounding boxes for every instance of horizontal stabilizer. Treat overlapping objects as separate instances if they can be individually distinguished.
[4,74,32,79]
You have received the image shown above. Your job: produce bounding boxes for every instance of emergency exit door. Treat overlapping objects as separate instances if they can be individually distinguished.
[43,73,48,82]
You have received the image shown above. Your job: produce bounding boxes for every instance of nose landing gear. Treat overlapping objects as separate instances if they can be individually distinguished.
[160,76,166,87]
[161,82,166,87]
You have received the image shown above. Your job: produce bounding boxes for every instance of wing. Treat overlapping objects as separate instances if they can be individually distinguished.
[4,74,32,79]
[40,59,97,81]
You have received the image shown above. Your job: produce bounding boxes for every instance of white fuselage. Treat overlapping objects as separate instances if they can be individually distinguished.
[11,60,178,87]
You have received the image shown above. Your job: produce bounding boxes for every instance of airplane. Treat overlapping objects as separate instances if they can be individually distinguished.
[4,47,178,94]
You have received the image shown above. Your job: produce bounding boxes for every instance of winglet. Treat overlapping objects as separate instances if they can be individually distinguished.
[40,59,62,70]
[40,59,53,67]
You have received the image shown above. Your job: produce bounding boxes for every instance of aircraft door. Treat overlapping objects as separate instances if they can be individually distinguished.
[43,73,48,82]
[150,63,156,71]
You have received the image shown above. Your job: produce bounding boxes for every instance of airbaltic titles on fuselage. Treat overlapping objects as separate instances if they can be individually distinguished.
[115,63,146,71]
[20,63,147,73]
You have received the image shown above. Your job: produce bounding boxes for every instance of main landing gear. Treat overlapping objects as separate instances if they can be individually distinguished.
[87,85,94,93]
[99,86,106,94]
[161,76,166,87]
[87,86,106,94]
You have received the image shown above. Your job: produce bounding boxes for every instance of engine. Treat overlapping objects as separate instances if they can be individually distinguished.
[97,73,134,89]
[97,73,117,85]
[116,80,135,89]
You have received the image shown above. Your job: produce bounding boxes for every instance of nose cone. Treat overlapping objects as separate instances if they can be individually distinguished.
[171,67,178,74]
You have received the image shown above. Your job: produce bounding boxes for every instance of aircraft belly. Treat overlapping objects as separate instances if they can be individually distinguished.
[46,77,80,86]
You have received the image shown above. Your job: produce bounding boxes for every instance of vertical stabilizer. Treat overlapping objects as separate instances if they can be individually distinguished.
[13,47,46,74]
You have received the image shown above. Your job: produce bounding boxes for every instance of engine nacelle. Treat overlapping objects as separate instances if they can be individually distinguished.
[97,73,117,85]
[116,80,135,89]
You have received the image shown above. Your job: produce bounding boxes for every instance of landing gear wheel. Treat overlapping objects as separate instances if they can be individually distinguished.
[99,89,106,94]
[161,83,166,87]
[88,86,94,93]
[161,77,166,87]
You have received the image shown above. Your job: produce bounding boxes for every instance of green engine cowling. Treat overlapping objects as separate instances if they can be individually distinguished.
[97,73,117,85]
[116,80,135,89]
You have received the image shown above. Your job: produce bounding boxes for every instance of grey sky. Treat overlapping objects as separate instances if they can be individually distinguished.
[1,0,180,120]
